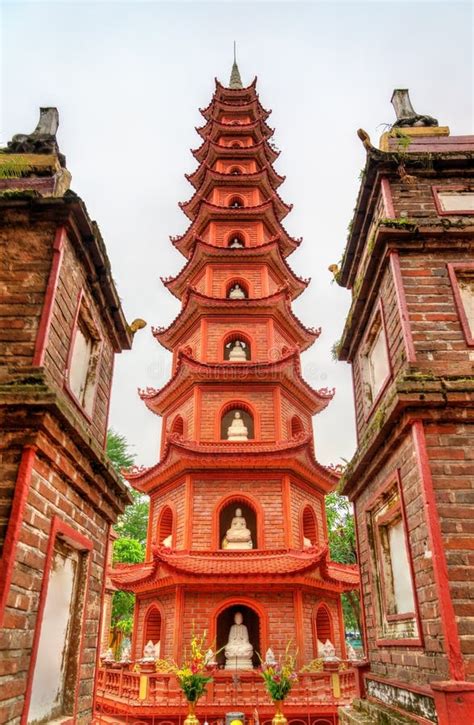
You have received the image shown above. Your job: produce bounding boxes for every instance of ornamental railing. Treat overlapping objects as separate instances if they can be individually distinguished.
[95,665,356,713]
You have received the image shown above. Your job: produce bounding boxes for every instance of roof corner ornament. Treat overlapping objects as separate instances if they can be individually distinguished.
[229,41,243,89]
[7,107,65,164]
[391,89,438,128]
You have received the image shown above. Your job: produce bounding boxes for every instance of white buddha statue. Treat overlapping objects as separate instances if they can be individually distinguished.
[228,340,247,362]
[222,508,253,550]
[229,284,246,299]
[229,236,244,248]
[226,411,248,441]
[162,534,172,547]
[142,640,156,662]
[224,611,254,670]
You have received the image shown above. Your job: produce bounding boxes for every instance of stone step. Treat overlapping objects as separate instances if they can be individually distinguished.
[338,705,373,725]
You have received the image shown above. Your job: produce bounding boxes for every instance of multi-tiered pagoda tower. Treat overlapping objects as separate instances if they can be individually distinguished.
[110,62,357,676]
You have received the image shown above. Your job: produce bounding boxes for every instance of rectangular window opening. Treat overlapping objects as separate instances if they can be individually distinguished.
[67,297,102,415]
[360,310,390,411]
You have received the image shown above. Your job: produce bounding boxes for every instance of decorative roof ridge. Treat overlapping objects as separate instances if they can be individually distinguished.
[191,137,280,164]
[180,167,284,213]
[195,117,274,139]
[215,76,258,93]
[199,97,271,121]
[178,189,292,223]
[152,544,325,561]
[185,163,285,188]
[123,431,316,483]
[170,199,301,252]
[160,238,309,300]
[150,286,320,348]
[138,346,334,410]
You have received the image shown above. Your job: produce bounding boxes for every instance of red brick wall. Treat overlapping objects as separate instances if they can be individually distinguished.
[205,221,265,247]
[44,234,114,443]
[215,160,257,174]
[133,591,176,659]
[354,430,451,687]
[211,187,262,207]
[289,483,325,548]
[150,481,187,549]
[204,319,273,362]
[390,176,468,220]
[351,262,402,439]
[0,210,55,366]
[198,388,276,440]
[302,594,343,661]
[424,421,474,677]
[399,251,474,375]
[0,423,118,723]
[280,393,312,441]
[191,475,285,550]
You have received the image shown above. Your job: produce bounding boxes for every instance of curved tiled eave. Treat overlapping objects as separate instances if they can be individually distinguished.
[192,137,279,165]
[109,544,358,593]
[179,178,292,222]
[122,433,339,494]
[138,348,334,416]
[196,118,274,144]
[186,160,285,191]
[199,97,270,123]
[171,199,301,259]
[161,238,309,301]
[214,76,258,102]
[151,287,320,352]
[180,167,289,221]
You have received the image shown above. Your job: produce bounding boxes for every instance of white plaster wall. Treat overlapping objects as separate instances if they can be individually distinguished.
[28,547,79,724]
[389,519,415,613]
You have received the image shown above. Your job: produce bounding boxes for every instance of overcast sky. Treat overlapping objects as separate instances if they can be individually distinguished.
[2,0,473,468]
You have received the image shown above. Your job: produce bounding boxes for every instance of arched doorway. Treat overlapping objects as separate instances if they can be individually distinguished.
[302,505,318,547]
[216,603,261,669]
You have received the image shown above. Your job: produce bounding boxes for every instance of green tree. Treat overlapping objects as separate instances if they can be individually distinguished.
[106,430,149,647]
[325,491,361,637]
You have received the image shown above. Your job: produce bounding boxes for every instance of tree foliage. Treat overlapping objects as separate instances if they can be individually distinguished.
[325,491,361,636]
[106,430,150,644]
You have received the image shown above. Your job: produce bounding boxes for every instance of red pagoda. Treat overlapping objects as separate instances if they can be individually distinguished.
[97,60,358,723]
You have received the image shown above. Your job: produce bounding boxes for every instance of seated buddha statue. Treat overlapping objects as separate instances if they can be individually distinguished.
[228,340,247,362]
[226,411,248,441]
[222,508,253,550]
[229,283,246,299]
[224,611,254,670]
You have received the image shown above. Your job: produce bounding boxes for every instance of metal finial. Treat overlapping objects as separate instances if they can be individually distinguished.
[229,42,243,89]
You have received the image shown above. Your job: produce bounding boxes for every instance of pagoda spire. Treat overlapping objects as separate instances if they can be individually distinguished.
[229,41,243,89]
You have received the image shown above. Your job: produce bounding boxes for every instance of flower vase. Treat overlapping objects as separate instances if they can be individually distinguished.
[272,700,287,725]
[184,700,199,725]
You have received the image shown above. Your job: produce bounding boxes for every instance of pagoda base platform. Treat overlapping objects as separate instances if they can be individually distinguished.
[95,668,357,725]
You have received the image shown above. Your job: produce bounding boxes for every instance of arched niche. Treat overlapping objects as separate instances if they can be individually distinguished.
[215,603,261,669]
[302,505,318,547]
[228,195,244,208]
[228,166,243,175]
[290,415,304,438]
[227,232,246,249]
[157,505,174,547]
[230,140,244,148]
[143,605,162,655]
[220,405,255,440]
[314,604,334,653]
[170,415,184,437]
[219,499,258,550]
[226,279,249,299]
[223,333,251,362]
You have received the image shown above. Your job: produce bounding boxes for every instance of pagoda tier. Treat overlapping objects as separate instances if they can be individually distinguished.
[192,137,279,166]
[161,239,309,301]
[138,347,334,416]
[123,435,340,495]
[199,96,271,122]
[171,200,301,258]
[111,546,358,593]
[151,287,320,352]
[104,62,358,686]
[196,117,274,144]
[187,160,285,190]
[179,171,292,221]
